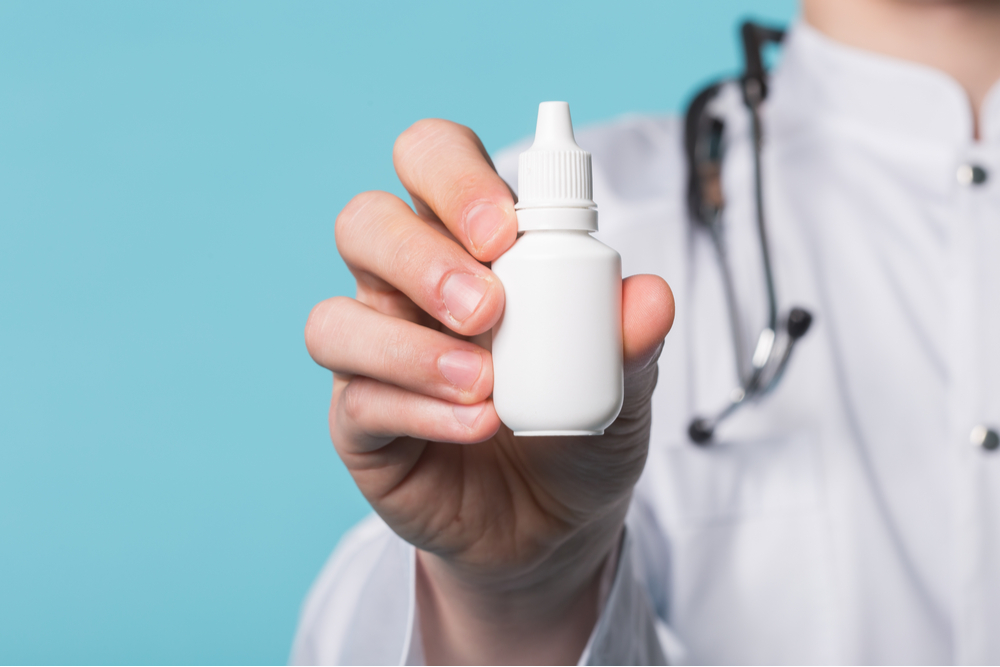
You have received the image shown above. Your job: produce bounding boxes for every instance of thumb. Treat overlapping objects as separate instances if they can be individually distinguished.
[622,274,675,376]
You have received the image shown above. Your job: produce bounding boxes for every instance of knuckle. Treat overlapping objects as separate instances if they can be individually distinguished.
[304,296,355,362]
[339,379,369,424]
[335,190,393,251]
[393,118,480,172]
[303,301,328,353]
[394,118,453,159]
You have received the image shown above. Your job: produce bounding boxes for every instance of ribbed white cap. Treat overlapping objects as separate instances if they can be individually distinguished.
[515,102,597,231]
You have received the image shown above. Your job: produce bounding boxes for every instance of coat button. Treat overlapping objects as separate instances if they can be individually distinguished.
[970,425,1000,451]
[957,164,988,186]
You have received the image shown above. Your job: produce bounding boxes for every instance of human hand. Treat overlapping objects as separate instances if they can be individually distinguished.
[305,118,674,664]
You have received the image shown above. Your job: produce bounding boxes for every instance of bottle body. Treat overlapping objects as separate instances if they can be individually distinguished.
[491,228,623,436]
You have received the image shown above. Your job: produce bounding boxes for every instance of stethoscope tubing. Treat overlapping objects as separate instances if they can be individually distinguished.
[684,22,813,445]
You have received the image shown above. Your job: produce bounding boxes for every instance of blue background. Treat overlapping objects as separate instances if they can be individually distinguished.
[0,1,795,663]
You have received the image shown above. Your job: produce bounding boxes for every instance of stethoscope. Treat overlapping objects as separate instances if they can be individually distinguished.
[683,22,813,445]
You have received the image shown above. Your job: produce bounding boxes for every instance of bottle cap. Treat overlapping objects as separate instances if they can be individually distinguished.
[515,102,597,231]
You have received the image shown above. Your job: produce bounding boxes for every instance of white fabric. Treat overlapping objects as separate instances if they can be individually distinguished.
[291,19,1000,665]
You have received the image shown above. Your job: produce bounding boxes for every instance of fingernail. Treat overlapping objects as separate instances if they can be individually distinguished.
[465,203,504,250]
[453,403,484,428]
[442,273,488,323]
[438,350,483,390]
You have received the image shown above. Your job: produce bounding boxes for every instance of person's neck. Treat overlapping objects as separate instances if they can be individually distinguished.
[803,0,1000,139]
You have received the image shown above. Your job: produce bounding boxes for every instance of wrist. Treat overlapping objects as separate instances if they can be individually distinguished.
[416,506,627,665]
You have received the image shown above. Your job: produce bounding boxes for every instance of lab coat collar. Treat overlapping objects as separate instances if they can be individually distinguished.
[773,19,1000,145]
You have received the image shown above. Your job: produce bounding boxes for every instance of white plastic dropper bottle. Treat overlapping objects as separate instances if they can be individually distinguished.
[491,102,623,436]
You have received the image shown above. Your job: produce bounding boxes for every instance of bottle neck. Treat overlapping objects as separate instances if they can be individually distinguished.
[515,206,598,233]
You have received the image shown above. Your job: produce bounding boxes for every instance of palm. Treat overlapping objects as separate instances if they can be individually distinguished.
[341,367,655,574]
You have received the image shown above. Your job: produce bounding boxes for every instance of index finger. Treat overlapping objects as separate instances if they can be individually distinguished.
[393,119,518,262]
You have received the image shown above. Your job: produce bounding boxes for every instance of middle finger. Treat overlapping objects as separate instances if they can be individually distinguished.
[305,296,494,404]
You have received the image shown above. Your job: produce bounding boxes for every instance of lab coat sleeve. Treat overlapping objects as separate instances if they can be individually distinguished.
[577,504,686,666]
[289,513,422,666]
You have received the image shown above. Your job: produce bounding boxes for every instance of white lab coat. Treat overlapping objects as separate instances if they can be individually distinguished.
[291,20,1000,665]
